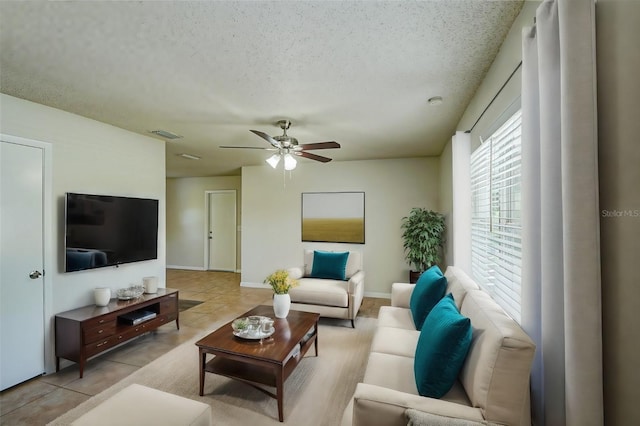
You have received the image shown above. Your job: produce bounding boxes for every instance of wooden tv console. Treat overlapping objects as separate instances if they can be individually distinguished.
[55,288,179,378]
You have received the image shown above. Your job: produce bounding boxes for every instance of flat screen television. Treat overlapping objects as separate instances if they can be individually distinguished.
[65,193,159,272]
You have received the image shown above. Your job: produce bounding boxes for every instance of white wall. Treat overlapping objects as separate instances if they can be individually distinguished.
[166,176,241,270]
[0,94,166,373]
[241,157,439,296]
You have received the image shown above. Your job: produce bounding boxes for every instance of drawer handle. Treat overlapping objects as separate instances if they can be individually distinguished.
[96,341,108,347]
[99,319,105,324]
[98,329,104,334]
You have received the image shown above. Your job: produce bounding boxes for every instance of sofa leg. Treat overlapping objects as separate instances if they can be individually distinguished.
[351,319,355,328]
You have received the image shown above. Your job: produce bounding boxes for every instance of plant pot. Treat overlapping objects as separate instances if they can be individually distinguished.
[409,270,422,284]
[273,293,291,318]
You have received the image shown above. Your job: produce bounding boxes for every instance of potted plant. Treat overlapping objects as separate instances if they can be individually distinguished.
[401,208,446,283]
[264,269,298,318]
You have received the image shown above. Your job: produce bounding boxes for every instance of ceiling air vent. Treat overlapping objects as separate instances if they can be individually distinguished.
[149,129,183,140]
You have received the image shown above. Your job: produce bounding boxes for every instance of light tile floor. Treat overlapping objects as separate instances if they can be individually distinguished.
[0,270,389,425]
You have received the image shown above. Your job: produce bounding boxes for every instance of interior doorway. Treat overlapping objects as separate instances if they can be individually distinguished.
[0,135,52,389]
[205,190,237,272]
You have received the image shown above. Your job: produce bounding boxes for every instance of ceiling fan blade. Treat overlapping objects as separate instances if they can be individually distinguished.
[297,151,332,163]
[219,145,274,150]
[299,141,341,150]
[250,130,281,148]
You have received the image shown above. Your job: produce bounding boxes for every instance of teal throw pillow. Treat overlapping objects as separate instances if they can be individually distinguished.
[310,250,349,280]
[414,294,473,398]
[409,265,447,330]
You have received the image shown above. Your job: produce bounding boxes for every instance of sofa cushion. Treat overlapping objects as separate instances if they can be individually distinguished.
[364,352,419,395]
[377,306,417,330]
[444,266,480,310]
[288,278,349,307]
[409,266,447,330]
[310,250,349,280]
[370,326,420,358]
[414,294,473,399]
[363,352,471,406]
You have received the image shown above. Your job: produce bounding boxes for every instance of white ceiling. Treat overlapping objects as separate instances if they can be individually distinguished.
[0,1,523,177]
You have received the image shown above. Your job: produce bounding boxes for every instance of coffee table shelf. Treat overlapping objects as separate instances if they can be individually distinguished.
[196,305,319,422]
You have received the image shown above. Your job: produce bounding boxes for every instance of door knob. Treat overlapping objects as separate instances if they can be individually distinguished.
[29,270,42,279]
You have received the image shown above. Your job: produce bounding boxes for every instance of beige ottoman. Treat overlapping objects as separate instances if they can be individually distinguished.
[71,383,212,426]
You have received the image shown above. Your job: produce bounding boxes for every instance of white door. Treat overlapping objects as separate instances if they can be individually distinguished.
[207,191,236,271]
[0,140,45,390]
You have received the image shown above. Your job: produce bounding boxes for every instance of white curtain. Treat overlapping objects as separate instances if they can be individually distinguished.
[521,1,602,425]
[451,131,471,273]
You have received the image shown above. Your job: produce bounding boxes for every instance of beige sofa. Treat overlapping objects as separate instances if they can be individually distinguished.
[341,266,536,426]
[287,249,364,327]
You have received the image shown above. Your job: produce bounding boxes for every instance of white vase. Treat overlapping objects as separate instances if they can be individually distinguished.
[273,293,291,318]
[143,276,158,294]
[94,287,111,307]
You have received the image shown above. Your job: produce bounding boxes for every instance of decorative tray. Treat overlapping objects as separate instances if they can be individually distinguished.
[232,315,275,340]
[233,328,275,340]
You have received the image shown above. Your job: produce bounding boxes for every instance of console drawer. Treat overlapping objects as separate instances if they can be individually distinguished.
[83,323,116,344]
[83,313,118,331]
[84,336,119,358]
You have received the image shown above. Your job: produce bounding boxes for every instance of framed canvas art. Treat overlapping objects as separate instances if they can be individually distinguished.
[301,192,365,244]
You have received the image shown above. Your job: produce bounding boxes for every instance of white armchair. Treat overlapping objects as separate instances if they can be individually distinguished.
[287,250,365,327]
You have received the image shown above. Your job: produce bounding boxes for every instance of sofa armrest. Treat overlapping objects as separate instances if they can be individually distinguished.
[351,383,484,426]
[391,283,415,308]
[348,270,365,293]
[286,266,304,280]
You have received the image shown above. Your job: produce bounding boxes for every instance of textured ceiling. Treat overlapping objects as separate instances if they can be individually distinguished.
[0,1,523,177]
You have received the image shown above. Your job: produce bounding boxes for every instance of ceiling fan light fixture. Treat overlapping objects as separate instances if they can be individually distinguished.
[284,153,297,171]
[266,154,281,169]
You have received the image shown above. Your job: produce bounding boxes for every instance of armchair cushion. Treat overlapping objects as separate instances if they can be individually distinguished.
[288,278,349,307]
[409,266,447,330]
[414,294,472,399]
[311,250,349,280]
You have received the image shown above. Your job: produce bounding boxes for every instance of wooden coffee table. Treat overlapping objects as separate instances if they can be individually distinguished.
[196,305,320,422]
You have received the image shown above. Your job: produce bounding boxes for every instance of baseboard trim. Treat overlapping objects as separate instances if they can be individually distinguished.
[364,291,391,299]
[240,281,270,289]
[166,265,206,271]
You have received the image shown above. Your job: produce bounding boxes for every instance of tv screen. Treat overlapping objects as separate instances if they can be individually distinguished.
[65,193,159,272]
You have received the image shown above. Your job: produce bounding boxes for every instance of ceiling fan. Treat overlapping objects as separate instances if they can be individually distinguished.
[220,120,340,170]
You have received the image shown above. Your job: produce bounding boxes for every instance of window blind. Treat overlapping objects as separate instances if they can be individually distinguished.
[470,110,522,322]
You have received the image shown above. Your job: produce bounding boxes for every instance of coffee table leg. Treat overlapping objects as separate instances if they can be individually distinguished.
[199,349,205,396]
[276,366,285,422]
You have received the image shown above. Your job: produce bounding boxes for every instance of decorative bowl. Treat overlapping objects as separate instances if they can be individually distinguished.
[231,318,248,332]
